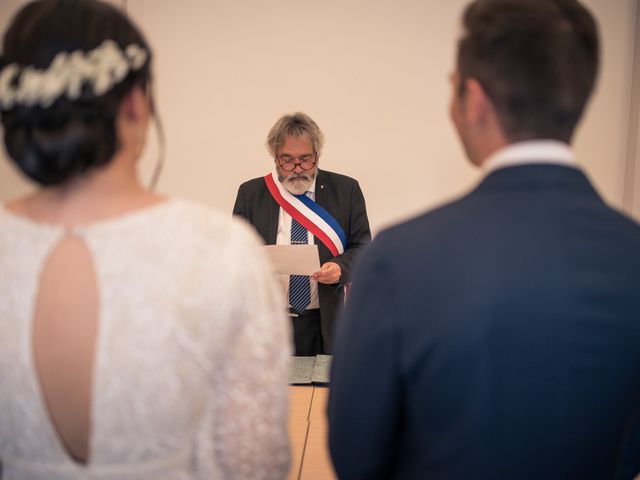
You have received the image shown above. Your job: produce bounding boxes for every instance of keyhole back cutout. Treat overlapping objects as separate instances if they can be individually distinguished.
[32,233,99,465]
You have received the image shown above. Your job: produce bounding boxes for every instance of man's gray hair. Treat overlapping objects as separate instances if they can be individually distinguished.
[266,112,325,158]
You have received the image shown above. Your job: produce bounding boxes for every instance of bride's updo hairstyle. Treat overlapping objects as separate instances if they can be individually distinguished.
[0,0,152,186]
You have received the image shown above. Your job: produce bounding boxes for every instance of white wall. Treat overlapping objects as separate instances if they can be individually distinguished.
[581,0,639,222]
[626,0,640,218]
[1,0,638,231]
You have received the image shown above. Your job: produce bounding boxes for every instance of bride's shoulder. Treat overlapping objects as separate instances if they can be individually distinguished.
[168,198,264,249]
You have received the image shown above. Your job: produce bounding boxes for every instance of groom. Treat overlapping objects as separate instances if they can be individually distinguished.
[328,0,640,478]
[233,112,371,356]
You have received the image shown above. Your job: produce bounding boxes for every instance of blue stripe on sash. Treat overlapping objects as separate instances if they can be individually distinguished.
[295,194,347,249]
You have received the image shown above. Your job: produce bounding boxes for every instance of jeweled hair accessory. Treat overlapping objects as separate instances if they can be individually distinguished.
[0,40,148,110]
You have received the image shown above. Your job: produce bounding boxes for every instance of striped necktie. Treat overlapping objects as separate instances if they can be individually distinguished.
[289,217,311,314]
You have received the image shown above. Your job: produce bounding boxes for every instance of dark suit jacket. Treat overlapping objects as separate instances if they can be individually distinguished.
[329,165,640,479]
[233,169,371,353]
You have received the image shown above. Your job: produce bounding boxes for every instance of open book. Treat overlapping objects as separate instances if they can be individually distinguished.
[289,354,332,385]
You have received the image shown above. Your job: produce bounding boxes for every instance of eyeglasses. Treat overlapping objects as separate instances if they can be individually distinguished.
[276,153,317,172]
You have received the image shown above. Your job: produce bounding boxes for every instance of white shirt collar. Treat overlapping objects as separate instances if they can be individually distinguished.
[483,140,577,175]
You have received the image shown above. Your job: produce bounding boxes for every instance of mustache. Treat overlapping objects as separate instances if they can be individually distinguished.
[286,173,311,181]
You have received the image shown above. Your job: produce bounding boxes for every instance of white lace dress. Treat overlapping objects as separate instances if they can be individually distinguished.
[0,199,291,480]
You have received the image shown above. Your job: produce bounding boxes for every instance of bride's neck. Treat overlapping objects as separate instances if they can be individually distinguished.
[8,152,164,226]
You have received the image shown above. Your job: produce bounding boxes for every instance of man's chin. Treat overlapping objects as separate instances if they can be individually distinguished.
[284,179,310,195]
[282,174,315,195]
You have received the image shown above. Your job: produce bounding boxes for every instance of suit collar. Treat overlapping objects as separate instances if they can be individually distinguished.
[315,169,327,206]
[265,181,279,244]
[476,164,597,196]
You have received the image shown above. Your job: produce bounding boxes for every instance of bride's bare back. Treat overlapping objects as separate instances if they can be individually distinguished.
[32,234,99,464]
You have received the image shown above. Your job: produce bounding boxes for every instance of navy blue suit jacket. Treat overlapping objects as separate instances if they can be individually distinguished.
[232,169,371,353]
[329,165,640,479]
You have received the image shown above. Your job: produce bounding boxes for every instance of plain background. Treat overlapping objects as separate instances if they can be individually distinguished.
[0,0,638,233]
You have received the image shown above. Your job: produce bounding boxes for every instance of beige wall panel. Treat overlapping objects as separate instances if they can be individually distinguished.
[628,0,640,221]
[125,0,639,232]
[125,0,474,232]
[578,0,636,217]
[0,0,636,234]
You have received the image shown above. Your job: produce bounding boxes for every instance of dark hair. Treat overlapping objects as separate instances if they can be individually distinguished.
[457,0,599,142]
[0,0,152,186]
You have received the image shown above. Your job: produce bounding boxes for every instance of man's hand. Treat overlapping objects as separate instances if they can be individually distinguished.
[312,261,341,285]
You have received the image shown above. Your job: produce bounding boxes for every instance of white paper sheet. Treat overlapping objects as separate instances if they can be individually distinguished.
[264,244,321,275]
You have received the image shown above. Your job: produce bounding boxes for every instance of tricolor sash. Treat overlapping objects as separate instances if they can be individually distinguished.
[264,172,346,256]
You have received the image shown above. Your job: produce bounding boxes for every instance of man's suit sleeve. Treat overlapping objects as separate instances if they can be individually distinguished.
[617,411,640,479]
[232,184,248,220]
[330,180,371,286]
[328,233,400,479]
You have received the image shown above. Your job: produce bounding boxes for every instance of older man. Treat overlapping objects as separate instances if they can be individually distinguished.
[329,1,640,479]
[233,112,371,356]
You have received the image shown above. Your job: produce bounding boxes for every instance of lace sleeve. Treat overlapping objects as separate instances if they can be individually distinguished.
[210,221,291,480]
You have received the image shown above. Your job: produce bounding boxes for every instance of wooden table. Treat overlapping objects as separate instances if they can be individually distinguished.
[288,386,337,480]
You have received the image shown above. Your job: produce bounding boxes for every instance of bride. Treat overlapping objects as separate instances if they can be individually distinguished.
[0,0,291,478]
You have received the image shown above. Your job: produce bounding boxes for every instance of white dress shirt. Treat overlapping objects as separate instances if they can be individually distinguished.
[275,177,320,310]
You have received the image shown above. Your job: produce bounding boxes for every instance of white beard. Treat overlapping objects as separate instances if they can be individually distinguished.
[280,171,316,195]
